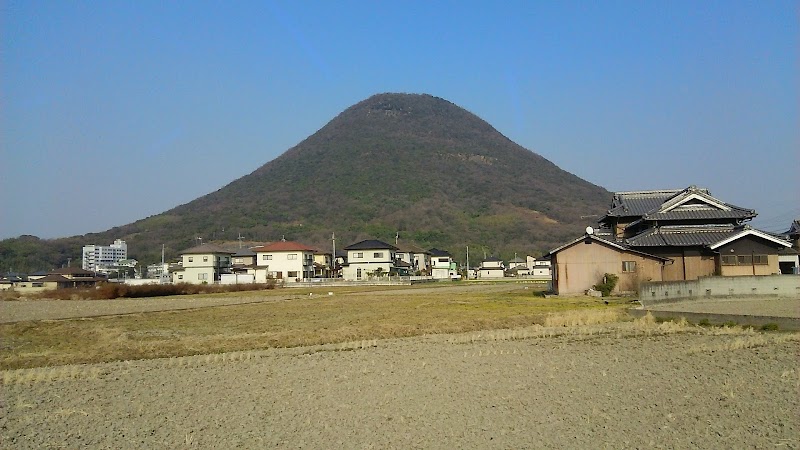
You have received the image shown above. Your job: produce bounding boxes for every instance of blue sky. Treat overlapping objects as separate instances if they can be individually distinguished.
[2,1,797,239]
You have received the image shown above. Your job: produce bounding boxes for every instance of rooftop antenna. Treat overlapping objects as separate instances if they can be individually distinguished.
[237,233,245,249]
[281,235,286,242]
[196,237,203,246]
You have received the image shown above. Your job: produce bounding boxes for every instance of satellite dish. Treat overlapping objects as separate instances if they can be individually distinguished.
[585,226,594,235]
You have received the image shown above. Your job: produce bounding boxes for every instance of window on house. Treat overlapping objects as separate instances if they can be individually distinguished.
[721,255,737,265]
[32,282,43,287]
[287,254,298,260]
[275,272,282,279]
[288,271,298,278]
[203,256,208,262]
[188,257,193,262]
[355,252,363,258]
[198,273,208,280]
[263,255,272,260]
[357,268,362,279]
[178,274,183,280]
[622,261,636,273]
[374,252,383,258]
[737,255,752,265]
[753,255,768,265]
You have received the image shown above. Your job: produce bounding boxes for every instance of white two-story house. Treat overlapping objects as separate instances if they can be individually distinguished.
[172,244,234,284]
[251,241,316,282]
[429,248,458,279]
[342,239,397,280]
[478,257,505,278]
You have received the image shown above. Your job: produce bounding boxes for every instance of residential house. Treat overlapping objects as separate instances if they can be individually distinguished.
[333,250,347,278]
[533,260,552,277]
[506,256,528,276]
[546,186,792,295]
[342,240,398,280]
[526,256,552,278]
[548,232,670,295]
[11,267,103,293]
[478,257,505,279]
[232,248,257,267]
[251,241,316,282]
[778,220,800,274]
[428,248,457,279]
[171,244,234,284]
[313,251,333,278]
[0,273,25,291]
[395,243,431,275]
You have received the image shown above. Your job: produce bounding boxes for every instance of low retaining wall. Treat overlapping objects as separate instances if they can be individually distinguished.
[640,275,800,307]
[628,309,800,331]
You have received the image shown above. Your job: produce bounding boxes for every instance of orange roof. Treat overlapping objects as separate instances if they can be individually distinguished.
[251,241,317,252]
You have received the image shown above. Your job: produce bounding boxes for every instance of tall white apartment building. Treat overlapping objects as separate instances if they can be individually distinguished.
[82,239,128,272]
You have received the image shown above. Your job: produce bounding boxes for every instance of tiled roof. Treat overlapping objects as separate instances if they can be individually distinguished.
[233,248,257,257]
[605,189,687,217]
[789,219,800,235]
[547,234,671,261]
[251,241,316,252]
[36,274,72,282]
[626,225,738,247]
[428,248,452,257]
[642,208,755,221]
[483,256,503,262]
[344,239,397,251]
[604,186,755,221]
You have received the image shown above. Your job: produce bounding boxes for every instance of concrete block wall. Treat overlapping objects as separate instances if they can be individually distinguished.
[640,275,800,307]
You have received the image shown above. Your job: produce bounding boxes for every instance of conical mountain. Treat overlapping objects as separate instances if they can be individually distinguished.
[1,93,610,270]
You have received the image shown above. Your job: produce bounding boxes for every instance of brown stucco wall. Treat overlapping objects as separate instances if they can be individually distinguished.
[649,249,717,281]
[552,239,664,295]
[716,235,784,276]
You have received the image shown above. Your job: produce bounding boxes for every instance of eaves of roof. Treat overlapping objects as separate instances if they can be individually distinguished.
[708,228,792,250]
[546,234,671,262]
[344,239,398,251]
[626,226,737,247]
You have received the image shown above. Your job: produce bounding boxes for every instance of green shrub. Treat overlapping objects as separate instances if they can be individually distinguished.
[593,273,619,297]
[760,323,779,331]
[698,318,711,327]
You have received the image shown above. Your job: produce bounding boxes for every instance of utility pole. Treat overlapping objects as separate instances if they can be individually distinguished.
[332,232,336,278]
[237,233,244,249]
[466,246,469,279]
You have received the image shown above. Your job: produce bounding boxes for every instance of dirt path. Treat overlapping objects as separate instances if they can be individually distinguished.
[2,324,798,449]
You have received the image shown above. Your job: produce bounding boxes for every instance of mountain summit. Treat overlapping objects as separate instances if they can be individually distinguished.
[1,93,610,270]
